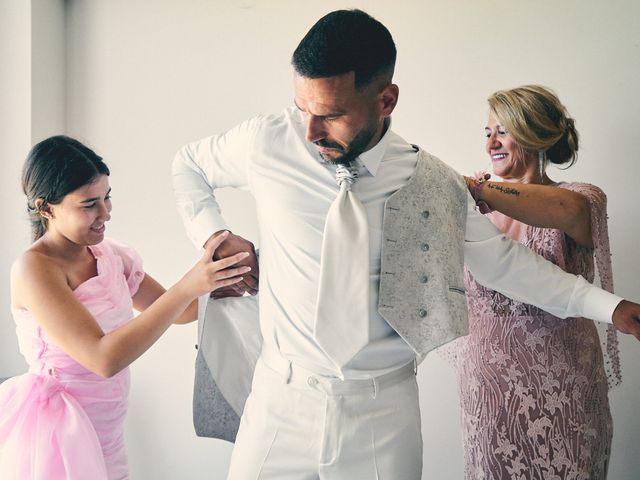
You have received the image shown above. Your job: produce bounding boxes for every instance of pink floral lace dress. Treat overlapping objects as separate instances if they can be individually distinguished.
[0,238,144,480]
[455,183,621,480]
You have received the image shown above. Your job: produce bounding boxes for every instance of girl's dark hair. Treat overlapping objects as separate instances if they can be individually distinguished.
[22,135,110,241]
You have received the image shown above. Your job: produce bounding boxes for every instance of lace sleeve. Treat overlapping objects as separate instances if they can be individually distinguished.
[566,182,621,389]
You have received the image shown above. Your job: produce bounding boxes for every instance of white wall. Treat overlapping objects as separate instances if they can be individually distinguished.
[31,0,66,142]
[4,0,639,478]
[0,0,66,376]
[0,0,31,376]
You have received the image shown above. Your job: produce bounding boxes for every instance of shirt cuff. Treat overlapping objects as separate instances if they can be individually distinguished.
[571,276,622,324]
[188,209,229,249]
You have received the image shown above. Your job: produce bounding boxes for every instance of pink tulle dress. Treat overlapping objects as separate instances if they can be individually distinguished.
[0,238,144,480]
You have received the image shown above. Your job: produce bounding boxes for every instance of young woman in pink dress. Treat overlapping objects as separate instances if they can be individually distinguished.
[457,85,621,479]
[0,135,251,479]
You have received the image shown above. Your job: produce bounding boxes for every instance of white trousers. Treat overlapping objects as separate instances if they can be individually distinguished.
[226,353,423,480]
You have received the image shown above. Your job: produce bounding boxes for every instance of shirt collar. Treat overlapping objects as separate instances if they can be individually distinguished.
[357,118,392,177]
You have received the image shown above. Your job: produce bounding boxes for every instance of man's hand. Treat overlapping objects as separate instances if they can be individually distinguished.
[204,230,259,299]
[612,300,640,341]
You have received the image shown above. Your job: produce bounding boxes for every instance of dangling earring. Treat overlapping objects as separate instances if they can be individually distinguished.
[538,150,546,181]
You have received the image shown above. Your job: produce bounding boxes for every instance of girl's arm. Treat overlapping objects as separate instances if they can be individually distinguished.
[131,274,198,325]
[11,233,249,378]
[468,178,593,247]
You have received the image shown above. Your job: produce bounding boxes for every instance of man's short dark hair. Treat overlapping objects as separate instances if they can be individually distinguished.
[292,9,396,89]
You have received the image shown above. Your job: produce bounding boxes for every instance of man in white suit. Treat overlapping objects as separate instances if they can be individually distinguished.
[173,9,640,479]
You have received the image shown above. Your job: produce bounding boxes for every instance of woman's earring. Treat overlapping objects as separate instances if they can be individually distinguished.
[538,150,546,180]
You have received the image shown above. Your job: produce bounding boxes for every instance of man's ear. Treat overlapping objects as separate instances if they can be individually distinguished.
[379,83,399,117]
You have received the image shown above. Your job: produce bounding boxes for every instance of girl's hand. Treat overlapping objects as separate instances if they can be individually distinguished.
[180,231,252,298]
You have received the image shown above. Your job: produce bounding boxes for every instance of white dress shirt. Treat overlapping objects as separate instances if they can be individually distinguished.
[173,107,621,379]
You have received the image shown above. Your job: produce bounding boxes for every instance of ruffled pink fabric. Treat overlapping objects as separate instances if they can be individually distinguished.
[0,238,144,480]
[0,374,108,479]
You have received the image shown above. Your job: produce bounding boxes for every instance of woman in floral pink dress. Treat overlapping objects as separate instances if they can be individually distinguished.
[458,85,621,479]
[0,135,251,479]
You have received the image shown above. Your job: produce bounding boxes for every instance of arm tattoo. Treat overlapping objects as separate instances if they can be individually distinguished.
[487,183,520,196]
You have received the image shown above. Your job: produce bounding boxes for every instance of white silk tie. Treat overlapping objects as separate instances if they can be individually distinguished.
[314,164,370,368]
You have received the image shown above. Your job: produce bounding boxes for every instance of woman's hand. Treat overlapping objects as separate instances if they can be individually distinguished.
[463,175,474,190]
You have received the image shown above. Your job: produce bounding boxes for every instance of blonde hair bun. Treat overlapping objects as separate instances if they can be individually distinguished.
[488,85,579,167]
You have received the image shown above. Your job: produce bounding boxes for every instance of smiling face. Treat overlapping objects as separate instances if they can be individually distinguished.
[293,71,392,165]
[485,110,537,181]
[44,174,112,247]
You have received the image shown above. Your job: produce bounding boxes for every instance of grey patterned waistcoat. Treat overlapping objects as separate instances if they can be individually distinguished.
[193,148,469,442]
[378,148,469,360]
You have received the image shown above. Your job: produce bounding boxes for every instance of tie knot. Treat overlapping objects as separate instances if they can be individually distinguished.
[335,164,358,190]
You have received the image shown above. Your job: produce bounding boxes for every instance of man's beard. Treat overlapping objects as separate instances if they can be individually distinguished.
[314,123,378,166]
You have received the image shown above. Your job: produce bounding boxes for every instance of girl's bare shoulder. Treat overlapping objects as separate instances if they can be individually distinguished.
[11,247,68,309]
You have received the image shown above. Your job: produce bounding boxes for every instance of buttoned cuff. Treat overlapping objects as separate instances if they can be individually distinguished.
[570,276,622,324]
[188,209,229,250]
